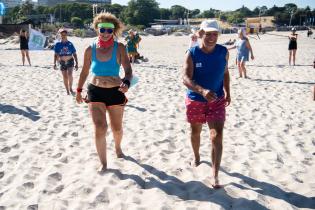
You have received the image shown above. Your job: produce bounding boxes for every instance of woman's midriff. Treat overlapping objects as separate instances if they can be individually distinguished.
[91,76,122,88]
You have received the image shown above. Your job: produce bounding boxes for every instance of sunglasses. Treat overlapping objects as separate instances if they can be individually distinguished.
[99,28,114,34]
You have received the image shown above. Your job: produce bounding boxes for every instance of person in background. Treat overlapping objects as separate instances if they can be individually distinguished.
[188,28,199,48]
[125,29,141,63]
[53,28,78,95]
[228,28,254,78]
[288,27,298,66]
[19,29,31,66]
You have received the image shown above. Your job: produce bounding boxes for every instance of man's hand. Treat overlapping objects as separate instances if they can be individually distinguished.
[202,89,217,102]
[75,64,79,71]
[225,94,231,107]
[251,55,255,60]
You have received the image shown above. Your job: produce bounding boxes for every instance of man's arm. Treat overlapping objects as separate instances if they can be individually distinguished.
[223,51,231,106]
[182,51,216,101]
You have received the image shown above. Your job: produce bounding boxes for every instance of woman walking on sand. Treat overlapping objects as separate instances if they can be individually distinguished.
[228,29,254,78]
[53,28,79,95]
[76,13,133,172]
[19,29,31,66]
[288,27,298,66]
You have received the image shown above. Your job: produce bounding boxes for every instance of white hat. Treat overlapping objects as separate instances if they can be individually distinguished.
[200,19,220,32]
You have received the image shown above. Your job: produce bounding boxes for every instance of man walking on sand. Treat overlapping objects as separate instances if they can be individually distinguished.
[183,19,231,188]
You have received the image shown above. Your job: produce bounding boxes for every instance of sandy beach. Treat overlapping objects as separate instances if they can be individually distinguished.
[0,31,315,209]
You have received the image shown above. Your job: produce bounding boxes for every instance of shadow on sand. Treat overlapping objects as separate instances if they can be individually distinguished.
[102,156,268,209]
[0,104,40,121]
[199,161,315,209]
[249,78,315,85]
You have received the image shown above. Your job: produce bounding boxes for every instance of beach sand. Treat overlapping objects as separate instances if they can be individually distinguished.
[0,31,314,209]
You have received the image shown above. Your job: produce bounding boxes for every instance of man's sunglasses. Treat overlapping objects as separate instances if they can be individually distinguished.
[99,28,114,34]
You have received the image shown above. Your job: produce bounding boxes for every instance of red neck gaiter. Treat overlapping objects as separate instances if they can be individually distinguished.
[98,36,114,48]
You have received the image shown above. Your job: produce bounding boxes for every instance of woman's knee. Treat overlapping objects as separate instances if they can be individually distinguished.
[94,120,108,133]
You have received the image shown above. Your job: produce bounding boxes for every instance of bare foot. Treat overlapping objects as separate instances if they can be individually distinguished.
[211,176,222,189]
[97,164,107,173]
[190,158,200,167]
[115,147,124,158]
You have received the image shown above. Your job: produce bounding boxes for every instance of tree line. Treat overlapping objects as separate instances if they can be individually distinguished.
[3,0,315,28]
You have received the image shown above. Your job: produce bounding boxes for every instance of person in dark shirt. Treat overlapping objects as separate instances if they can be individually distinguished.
[19,29,31,66]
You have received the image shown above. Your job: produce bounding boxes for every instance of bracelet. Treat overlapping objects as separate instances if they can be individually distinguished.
[123,80,130,88]
[76,88,83,93]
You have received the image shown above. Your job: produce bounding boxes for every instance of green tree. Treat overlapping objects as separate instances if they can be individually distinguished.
[170,5,187,19]
[71,16,83,27]
[159,8,171,19]
[122,0,160,27]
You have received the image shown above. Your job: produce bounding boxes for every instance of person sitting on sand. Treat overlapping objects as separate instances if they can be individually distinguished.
[183,19,231,189]
[288,27,298,66]
[125,29,141,63]
[53,28,78,95]
[228,28,254,78]
[19,29,31,66]
[76,12,133,172]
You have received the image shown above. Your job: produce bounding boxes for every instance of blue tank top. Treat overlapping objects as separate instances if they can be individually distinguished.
[187,45,227,102]
[90,41,120,77]
[236,39,249,57]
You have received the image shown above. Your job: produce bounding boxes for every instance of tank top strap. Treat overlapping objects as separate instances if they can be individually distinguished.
[91,41,97,60]
[112,41,118,60]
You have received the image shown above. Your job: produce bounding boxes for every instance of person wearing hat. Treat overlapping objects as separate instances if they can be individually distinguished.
[288,27,298,65]
[53,28,78,95]
[183,19,231,188]
[125,29,141,63]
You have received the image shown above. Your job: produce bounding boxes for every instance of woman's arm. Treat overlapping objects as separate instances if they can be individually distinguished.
[246,40,254,60]
[76,46,92,103]
[118,42,132,92]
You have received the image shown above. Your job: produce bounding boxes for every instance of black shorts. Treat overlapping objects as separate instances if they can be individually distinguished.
[59,58,74,71]
[87,83,127,106]
[288,41,297,50]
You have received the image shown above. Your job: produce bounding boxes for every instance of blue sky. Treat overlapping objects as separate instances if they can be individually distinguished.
[112,0,315,11]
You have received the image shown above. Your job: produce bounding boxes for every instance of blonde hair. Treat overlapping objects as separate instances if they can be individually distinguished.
[93,12,124,37]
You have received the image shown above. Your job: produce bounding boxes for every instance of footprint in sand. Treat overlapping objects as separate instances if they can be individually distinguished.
[1,147,11,153]
[27,204,38,210]
[22,182,34,189]
[48,172,62,182]
[0,171,4,179]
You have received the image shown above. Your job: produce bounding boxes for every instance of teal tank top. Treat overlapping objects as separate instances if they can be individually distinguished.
[90,41,120,77]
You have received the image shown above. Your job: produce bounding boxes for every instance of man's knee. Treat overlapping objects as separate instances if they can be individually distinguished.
[210,129,223,141]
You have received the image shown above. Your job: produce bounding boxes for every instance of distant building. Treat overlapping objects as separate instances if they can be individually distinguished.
[1,0,22,8]
[38,0,111,6]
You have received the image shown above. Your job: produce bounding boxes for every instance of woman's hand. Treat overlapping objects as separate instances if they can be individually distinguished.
[118,82,129,93]
[76,92,83,104]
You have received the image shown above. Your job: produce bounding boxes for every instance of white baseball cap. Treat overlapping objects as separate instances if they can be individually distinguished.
[200,19,220,32]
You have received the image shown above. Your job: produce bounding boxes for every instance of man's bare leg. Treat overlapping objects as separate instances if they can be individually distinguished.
[190,123,202,166]
[208,121,224,188]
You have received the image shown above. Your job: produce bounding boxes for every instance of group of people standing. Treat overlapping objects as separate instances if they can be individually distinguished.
[17,13,314,189]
